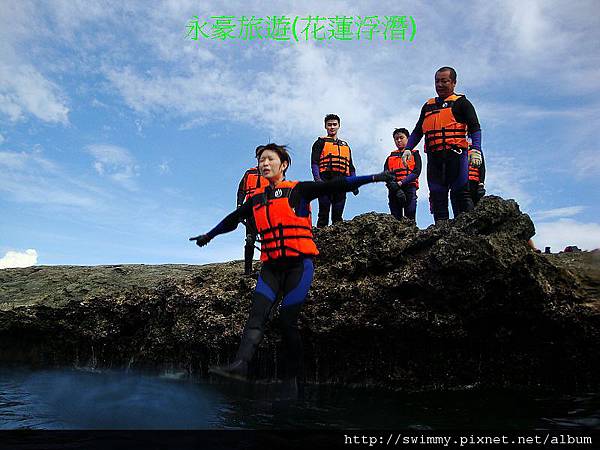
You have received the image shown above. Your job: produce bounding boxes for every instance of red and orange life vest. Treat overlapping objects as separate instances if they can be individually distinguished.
[318,137,352,175]
[252,181,319,262]
[242,167,268,202]
[386,150,419,188]
[422,94,469,153]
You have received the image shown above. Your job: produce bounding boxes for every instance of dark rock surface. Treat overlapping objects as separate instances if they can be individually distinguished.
[1,196,598,391]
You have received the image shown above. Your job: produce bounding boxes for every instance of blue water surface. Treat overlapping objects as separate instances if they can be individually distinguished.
[0,368,598,430]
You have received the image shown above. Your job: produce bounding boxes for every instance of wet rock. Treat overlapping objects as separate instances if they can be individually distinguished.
[0,196,598,391]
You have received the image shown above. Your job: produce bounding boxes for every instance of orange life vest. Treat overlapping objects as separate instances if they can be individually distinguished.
[318,137,352,175]
[468,150,481,182]
[422,94,469,153]
[386,150,419,188]
[242,167,268,201]
[252,180,319,262]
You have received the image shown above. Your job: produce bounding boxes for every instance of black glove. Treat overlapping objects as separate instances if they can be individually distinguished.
[396,188,407,206]
[189,234,211,247]
[386,181,400,192]
[352,188,359,196]
[476,184,486,200]
[373,171,395,183]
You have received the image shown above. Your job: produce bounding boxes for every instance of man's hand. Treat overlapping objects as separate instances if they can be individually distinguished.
[401,149,412,166]
[189,234,211,247]
[352,188,359,196]
[469,149,482,168]
[373,171,395,183]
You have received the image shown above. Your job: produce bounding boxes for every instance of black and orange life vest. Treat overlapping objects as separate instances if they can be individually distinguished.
[318,137,352,175]
[252,181,319,262]
[422,94,469,153]
[468,150,481,182]
[386,150,419,188]
[242,167,268,202]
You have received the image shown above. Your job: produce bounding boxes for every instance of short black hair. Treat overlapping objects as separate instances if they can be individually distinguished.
[436,66,457,82]
[393,128,409,139]
[256,143,292,175]
[324,114,340,125]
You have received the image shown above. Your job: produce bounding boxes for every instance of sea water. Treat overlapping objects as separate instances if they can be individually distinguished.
[0,368,598,430]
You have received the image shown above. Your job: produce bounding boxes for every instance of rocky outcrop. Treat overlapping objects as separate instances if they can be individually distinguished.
[0,196,598,391]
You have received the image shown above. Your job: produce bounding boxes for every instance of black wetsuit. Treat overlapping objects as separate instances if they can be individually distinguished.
[236,169,261,274]
[310,138,357,227]
[406,95,482,222]
[384,150,422,221]
[206,175,377,379]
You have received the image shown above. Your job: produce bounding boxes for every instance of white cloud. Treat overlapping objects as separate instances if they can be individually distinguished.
[86,144,139,191]
[533,206,586,221]
[91,98,107,108]
[534,219,600,252]
[0,150,98,208]
[0,64,70,124]
[158,161,171,174]
[573,148,600,180]
[505,0,549,54]
[0,249,38,269]
[87,144,134,166]
[0,0,70,124]
[484,154,534,208]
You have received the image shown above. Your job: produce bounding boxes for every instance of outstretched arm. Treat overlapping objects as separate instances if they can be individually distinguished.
[189,201,253,246]
[297,172,393,202]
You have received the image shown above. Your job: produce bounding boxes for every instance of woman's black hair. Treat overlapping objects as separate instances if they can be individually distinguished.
[256,143,292,174]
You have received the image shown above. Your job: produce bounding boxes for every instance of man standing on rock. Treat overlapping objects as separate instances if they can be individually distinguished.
[403,67,483,223]
[311,114,358,228]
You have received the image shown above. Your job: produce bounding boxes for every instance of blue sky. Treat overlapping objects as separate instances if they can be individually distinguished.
[1,0,599,268]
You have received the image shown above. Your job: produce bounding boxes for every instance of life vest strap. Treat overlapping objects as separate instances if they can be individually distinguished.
[260,234,314,245]
[261,245,313,257]
[260,224,313,232]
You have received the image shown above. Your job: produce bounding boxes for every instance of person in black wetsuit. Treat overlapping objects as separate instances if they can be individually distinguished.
[403,66,483,223]
[383,128,422,222]
[311,114,358,228]
[236,146,269,275]
[190,143,393,390]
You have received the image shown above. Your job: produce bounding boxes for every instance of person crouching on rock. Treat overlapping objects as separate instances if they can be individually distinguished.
[189,143,394,387]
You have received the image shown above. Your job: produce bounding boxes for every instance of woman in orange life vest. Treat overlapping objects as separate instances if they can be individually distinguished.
[189,143,393,383]
[384,128,422,222]
[236,146,269,275]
